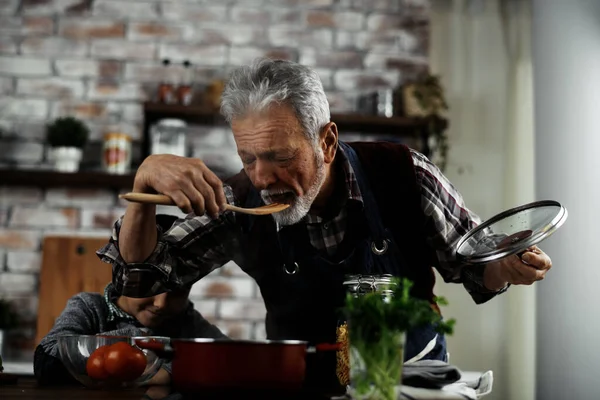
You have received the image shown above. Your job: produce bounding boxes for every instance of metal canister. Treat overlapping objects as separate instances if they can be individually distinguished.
[336,274,397,386]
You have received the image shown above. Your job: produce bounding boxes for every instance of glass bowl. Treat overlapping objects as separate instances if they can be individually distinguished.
[56,334,169,389]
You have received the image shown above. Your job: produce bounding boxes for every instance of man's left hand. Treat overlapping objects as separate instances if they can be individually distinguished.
[484,245,552,290]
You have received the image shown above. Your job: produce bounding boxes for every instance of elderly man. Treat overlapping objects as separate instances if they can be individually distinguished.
[98,59,551,389]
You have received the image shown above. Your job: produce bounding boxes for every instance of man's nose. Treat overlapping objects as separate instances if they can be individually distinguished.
[252,160,277,191]
[153,293,167,310]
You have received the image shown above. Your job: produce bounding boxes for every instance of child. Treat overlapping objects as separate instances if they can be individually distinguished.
[34,281,226,386]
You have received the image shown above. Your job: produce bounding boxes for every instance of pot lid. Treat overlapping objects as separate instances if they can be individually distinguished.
[456,200,568,264]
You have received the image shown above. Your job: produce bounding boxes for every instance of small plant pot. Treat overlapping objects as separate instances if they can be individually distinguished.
[50,147,83,173]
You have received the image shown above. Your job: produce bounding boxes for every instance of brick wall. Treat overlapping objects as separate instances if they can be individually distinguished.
[0,0,430,345]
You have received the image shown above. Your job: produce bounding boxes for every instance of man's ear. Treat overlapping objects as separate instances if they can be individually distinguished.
[320,122,338,164]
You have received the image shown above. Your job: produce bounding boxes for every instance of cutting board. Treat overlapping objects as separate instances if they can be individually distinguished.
[35,236,113,345]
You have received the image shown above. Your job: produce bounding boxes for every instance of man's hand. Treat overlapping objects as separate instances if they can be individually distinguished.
[483,245,552,291]
[134,154,227,219]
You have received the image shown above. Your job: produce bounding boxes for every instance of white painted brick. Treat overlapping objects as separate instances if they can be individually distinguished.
[270,8,302,27]
[253,321,267,340]
[127,21,192,41]
[93,0,158,19]
[87,82,146,101]
[16,78,86,99]
[21,0,81,15]
[0,140,45,163]
[230,6,270,25]
[80,207,124,229]
[55,59,100,78]
[119,102,143,123]
[0,16,54,35]
[9,120,48,141]
[190,276,255,299]
[306,10,364,31]
[214,320,253,340]
[220,260,248,277]
[228,47,267,66]
[51,100,118,121]
[219,298,266,321]
[364,53,428,71]
[91,40,156,60]
[315,68,333,89]
[0,98,48,119]
[0,229,41,250]
[333,69,400,91]
[0,187,44,206]
[0,209,6,228]
[0,0,19,15]
[0,36,17,54]
[87,121,141,141]
[193,25,266,46]
[6,251,41,274]
[0,273,37,294]
[0,56,52,76]
[192,299,218,320]
[268,27,333,48]
[21,37,88,57]
[42,229,111,239]
[159,44,227,65]
[161,4,228,22]
[9,206,79,229]
[45,189,116,207]
[0,76,13,94]
[59,19,125,39]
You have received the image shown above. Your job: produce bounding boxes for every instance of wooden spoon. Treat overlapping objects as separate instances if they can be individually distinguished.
[118,192,290,216]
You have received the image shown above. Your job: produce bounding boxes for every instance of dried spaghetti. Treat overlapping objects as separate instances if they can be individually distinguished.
[336,322,351,386]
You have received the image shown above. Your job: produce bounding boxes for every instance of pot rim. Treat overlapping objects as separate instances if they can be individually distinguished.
[171,338,308,346]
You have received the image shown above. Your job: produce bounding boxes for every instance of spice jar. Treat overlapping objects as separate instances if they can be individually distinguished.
[336,274,397,386]
[150,119,187,157]
[103,132,132,174]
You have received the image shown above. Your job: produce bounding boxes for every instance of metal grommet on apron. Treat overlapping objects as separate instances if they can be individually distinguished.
[284,262,299,275]
[371,239,389,255]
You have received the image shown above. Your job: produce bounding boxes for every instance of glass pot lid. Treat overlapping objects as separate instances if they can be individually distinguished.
[456,200,568,264]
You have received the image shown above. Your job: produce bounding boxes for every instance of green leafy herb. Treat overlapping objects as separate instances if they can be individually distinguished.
[46,116,90,148]
[344,277,455,400]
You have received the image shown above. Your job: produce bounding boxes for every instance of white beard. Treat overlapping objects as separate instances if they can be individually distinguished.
[260,150,326,227]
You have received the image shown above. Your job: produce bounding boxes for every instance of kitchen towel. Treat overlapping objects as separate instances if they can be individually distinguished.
[402,359,462,388]
[339,370,494,400]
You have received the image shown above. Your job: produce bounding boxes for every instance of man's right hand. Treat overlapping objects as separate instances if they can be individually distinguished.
[133,154,227,219]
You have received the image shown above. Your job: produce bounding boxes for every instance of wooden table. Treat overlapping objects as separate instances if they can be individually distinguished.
[0,377,167,400]
[0,377,340,400]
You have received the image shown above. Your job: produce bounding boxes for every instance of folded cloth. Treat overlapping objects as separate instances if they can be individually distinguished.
[339,370,494,400]
[402,360,462,389]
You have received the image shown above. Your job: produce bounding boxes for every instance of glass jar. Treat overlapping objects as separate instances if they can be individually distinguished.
[150,119,187,157]
[336,274,398,387]
[102,132,132,174]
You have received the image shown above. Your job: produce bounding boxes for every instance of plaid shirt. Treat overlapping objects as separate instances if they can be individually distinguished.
[97,145,506,304]
[104,283,137,323]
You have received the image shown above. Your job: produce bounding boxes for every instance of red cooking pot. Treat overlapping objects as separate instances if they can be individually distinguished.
[136,338,341,394]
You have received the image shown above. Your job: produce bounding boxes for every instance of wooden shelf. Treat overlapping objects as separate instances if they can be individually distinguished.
[142,102,444,157]
[142,102,435,135]
[0,168,135,190]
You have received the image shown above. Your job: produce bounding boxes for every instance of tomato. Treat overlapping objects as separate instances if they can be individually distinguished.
[104,342,147,381]
[86,345,111,380]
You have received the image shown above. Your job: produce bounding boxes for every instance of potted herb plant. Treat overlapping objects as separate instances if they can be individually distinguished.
[0,299,19,360]
[343,278,455,400]
[46,116,90,172]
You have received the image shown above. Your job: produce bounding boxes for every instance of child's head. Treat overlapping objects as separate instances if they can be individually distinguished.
[117,286,192,328]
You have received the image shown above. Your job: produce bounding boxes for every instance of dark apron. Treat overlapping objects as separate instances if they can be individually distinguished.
[243,142,447,391]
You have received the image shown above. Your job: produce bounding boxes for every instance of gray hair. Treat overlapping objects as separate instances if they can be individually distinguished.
[220,58,331,144]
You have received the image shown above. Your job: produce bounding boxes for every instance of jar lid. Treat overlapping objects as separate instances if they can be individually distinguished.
[343,274,396,295]
[456,200,568,264]
[156,119,187,128]
[104,132,131,141]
